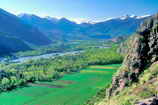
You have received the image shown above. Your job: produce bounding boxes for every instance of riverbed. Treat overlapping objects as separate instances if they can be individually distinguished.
[0,50,83,63]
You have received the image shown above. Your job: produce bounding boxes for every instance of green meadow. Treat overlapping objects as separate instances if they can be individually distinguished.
[0,64,120,105]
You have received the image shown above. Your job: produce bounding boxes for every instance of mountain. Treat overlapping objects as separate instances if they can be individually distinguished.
[0,9,52,46]
[19,14,149,41]
[0,8,150,55]
[98,14,158,105]
[18,14,80,41]
[87,15,149,37]
[0,32,31,55]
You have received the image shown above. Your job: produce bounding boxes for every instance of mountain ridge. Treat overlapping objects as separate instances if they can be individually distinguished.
[19,13,149,41]
[0,8,151,55]
[0,8,52,46]
[18,13,150,24]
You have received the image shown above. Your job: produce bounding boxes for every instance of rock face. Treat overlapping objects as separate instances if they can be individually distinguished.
[136,97,158,105]
[108,14,158,97]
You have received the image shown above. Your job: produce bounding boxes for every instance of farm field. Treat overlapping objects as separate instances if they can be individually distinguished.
[0,64,120,105]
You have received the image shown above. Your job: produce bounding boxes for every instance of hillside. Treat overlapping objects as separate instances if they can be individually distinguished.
[0,9,52,46]
[0,32,31,55]
[96,14,158,105]
[85,15,148,38]
[19,14,148,41]
[18,14,81,41]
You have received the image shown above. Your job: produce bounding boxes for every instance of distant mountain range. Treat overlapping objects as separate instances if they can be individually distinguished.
[0,8,150,55]
[19,14,149,41]
[0,9,52,45]
[0,9,52,55]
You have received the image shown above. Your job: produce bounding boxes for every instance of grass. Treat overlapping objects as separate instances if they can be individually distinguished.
[0,64,120,105]
[101,62,158,105]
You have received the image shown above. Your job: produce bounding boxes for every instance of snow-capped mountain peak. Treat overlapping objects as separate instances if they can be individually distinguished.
[136,15,151,19]
[119,15,137,20]
[44,16,59,22]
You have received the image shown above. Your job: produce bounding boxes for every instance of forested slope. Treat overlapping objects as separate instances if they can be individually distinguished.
[0,33,31,55]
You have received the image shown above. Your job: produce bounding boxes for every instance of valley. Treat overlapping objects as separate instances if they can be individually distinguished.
[0,46,123,105]
[0,2,157,105]
[0,50,83,63]
[0,8,146,56]
[0,64,120,105]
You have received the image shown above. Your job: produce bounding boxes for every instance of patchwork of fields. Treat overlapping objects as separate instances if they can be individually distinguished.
[0,64,120,105]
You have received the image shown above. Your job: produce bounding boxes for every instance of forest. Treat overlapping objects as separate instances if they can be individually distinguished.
[0,46,123,92]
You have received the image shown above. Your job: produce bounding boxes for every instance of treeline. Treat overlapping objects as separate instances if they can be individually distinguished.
[14,40,108,57]
[85,47,123,65]
[0,47,123,92]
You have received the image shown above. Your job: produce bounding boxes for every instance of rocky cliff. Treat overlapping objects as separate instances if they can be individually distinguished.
[108,14,158,96]
[97,14,158,105]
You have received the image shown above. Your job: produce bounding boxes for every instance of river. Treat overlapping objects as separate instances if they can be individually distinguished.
[0,50,83,63]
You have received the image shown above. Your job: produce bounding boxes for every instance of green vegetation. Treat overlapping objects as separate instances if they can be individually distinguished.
[0,46,123,105]
[85,47,123,65]
[0,47,123,92]
[100,62,158,105]
[0,64,120,105]
[14,40,112,57]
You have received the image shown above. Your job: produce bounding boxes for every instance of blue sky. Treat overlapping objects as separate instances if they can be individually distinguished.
[0,0,158,22]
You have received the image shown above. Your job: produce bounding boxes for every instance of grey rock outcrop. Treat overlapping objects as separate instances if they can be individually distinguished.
[108,14,158,97]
